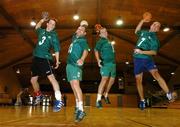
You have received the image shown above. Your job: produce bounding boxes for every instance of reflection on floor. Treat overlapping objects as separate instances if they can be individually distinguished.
[0,106,180,127]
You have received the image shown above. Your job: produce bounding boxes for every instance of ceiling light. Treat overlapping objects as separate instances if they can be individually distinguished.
[73,14,79,20]
[125,61,129,65]
[111,40,115,45]
[163,27,170,32]
[118,78,122,81]
[116,16,123,25]
[171,72,175,75]
[16,69,20,74]
[30,18,36,26]
[30,21,36,26]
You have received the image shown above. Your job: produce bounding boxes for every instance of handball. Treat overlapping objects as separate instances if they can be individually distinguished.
[95,24,102,33]
[143,12,152,22]
[80,20,88,27]
[42,11,49,21]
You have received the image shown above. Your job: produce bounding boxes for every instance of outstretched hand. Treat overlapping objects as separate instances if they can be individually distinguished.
[42,11,49,21]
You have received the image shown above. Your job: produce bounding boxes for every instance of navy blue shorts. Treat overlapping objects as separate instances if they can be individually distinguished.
[133,58,157,75]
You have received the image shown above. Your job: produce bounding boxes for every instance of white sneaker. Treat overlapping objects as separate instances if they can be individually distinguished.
[166,92,177,102]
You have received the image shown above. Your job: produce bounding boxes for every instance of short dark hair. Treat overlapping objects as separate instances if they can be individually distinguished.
[49,18,58,24]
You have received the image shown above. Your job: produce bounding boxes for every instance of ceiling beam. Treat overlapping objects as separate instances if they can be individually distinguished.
[60,34,73,42]
[96,0,101,24]
[160,31,180,48]
[108,31,135,45]
[1,25,180,30]
[0,53,32,70]
[158,52,180,65]
[0,25,139,30]
[108,31,180,65]
[0,5,35,47]
[0,6,74,70]
[0,35,73,70]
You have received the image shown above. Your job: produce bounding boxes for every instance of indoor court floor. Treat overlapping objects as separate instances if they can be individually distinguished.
[0,106,180,127]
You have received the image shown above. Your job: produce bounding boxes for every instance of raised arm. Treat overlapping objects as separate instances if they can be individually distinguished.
[135,19,145,34]
[35,19,45,30]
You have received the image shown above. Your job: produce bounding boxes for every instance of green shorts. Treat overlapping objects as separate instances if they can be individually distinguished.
[100,63,116,78]
[66,64,82,82]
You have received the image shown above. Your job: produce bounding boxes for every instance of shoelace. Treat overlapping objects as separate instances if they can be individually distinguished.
[78,111,85,118]
[57,101,64,108]
[166,93,172,100]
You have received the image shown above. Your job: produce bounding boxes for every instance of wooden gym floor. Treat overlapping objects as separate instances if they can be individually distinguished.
[0,106,179,127]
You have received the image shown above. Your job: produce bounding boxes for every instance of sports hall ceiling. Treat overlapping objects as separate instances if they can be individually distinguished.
[0,0,180,86]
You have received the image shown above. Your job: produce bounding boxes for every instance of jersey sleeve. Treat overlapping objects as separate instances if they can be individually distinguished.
[151,37,160,51]
[80,39,90,52]
[35,28,43,35]
[94,39,102,52]
[52,33,60,52]
[136,30,142,37]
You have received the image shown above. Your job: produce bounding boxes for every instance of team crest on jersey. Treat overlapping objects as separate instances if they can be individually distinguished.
[73,40,77,43]
[77,72,80,77]
[73,76,77,79]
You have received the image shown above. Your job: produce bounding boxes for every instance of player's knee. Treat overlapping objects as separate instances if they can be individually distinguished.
[30,78,37,84]
[101,79,108,84]
[136,79,141,85]
[48,74,55,80]
[152,71,160,80]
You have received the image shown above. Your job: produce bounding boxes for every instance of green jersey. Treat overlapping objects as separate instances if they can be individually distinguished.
[133,30,160,59]
[94,37,115,64]
[33,28,60,60]
[67,34,90,66]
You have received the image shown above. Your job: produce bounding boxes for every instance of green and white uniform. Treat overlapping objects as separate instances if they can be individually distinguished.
[31,28,60,76]
[33,28,60,60]
[66,34,90,82]
[133,30,160,75]
[94,37,116,77]
[133,30,160,59]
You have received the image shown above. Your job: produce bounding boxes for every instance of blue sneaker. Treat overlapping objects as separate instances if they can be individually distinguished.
[102,96,111,104]
[74,107,79,119]
[74,107,79,115]
[139,100,146,110]
[75,110,86,122]
[96,100,102,109]
[33,95,44,106]
[104,97,111,104]
[53,100,64,112]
